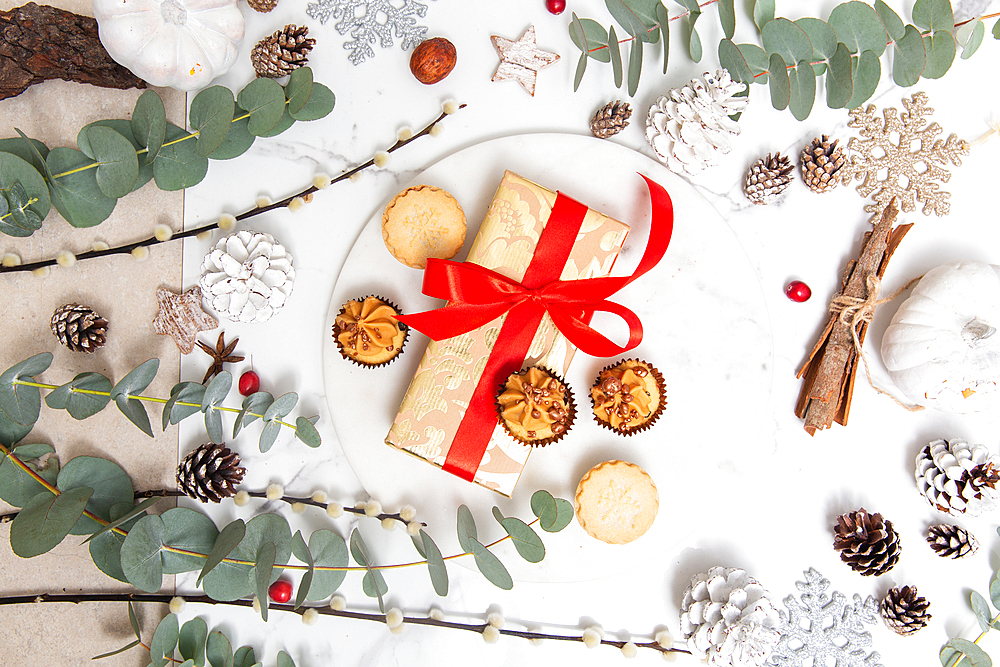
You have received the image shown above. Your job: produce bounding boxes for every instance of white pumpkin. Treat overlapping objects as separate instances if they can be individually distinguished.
[94,0,244,91]
[881,260,1000,413]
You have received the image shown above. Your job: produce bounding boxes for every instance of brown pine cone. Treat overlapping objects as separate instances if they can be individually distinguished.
[251,25,316,78]
[881,585,931,635]
[177,443,246,503]
[801,135,846,193]
[590,100,632,139]
[833,508,901,576]
[247,0,278,13]
[926,524,979,559]
[744,152,794,205]
[50,303,108,353]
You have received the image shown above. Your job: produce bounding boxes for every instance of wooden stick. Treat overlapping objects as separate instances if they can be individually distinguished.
[795,200,912,435]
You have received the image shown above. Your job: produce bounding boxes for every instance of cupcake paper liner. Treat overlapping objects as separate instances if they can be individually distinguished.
[333,294,408,369]
[589,358,666,436]
[495,365,576,448]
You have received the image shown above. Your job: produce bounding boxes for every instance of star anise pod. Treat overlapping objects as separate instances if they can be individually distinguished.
[197,332,244,384]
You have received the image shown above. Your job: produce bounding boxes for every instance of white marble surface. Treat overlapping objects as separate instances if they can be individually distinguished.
[176,0,1000,665]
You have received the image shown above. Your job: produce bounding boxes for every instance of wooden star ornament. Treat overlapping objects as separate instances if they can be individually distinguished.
[197,332,244,384]
[491,25,560,97]
[152,287,218,354]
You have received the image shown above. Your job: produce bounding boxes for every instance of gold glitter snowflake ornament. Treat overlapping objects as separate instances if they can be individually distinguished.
[842,92,969,222]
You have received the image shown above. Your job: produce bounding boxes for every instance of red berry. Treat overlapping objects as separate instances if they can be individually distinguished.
[785,280,812,303]
[545,0,566,14]
[268,579,292,603]
[239,370,260,396]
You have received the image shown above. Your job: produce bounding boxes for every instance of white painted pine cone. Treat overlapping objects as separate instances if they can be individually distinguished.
[199,230,295,323]
[916,438,1000,517]
[645,69,747,175]
[680,566,780,667]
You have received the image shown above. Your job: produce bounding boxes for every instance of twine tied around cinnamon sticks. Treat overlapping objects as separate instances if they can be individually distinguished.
[828,273,925,412]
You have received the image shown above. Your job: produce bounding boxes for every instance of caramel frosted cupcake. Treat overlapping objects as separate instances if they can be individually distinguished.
[332,296,407,367]
[382,184,467,269]
[496,366,574,446]
[590,359,665,435]
[575,460,658,544]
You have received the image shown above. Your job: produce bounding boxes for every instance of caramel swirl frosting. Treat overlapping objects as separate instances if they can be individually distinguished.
[498,367,570,439]
[334,297,403,358]
[592,363,657,431]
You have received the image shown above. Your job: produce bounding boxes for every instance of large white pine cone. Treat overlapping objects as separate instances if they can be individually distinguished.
[199,230,295,324]
[680,566,781,667]
[645,69,748,175]
[916,438,1000,517]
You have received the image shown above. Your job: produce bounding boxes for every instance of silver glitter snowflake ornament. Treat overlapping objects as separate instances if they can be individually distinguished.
[769,569,882,667]
[305,0,435,65]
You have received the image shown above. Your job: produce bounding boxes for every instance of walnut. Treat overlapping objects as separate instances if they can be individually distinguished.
[409,37,457,84]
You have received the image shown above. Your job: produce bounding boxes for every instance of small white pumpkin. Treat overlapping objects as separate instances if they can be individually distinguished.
[94,0,244,91]
[881,260,1000,413]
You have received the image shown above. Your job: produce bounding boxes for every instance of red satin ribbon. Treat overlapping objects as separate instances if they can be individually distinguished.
[397,175,674,481]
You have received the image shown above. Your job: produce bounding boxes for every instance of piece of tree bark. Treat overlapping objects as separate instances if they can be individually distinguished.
[0,2,145,101]
[795,200,912,435]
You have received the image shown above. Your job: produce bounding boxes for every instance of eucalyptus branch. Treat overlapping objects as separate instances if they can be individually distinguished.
[939,546,1000,667]
[0,595,692,659]
[0,102,467,275]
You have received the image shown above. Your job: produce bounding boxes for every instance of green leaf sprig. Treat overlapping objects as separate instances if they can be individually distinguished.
[570,0,1000,120]
[0,68,334,237]
[940,540,1000,667]
[0,101,467,275]
[1,353,317,451]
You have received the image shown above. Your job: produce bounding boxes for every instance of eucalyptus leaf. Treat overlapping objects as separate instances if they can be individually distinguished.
[549,499,574,532]
[197,519,246,585]
[0,136,49,164]
[530,490,557,526]
[605,0,656,42]
[57,455,133,535]
[456,504,477,553]
[826,42,855,108]
[150,613,179,667]
[120,513,166,592]
[79,125,139,199]
[718,0,735,39]
[941,639,992,667]
[469,538,513,590]
[989,569,1000,610]
[762,18,814,65]
[499,516,545,563]
[718,39,753,83]
[828,1,888,56]
[294,416,321,448]
[178,618,208,667]
[254,541,276,621]
[608,24,623,87]
[569,15,612,63]
[44,372,112,420]
[847,50,880,108]
[922,32,956,79]
[89,501,146,582]
[207,110,255,161]
[874,0,905,41]
[237,78,286,135]
[0,443,55,507]
[656,3,670,72]
[45,146,117,227]
[686,14,702,61]
[627,34,642,96]
[234,391,272,438]
[129,600,141,639]
[164,382,207,429]
[160,507,220,574]
[291,531,313,608]
[573,50,588,91]
[788,61,816,120]
[258,108,296,139]
[111,359,159,437]
[0,151,50,222]
[350,528,387,612]
[752,0,774,32]
[892,24,927,86]
[92,639,142,660]
[84,495,161,544]
[233,647,256,667]
[288,82,335,121]
[132,90,167,164]
[768,52,791,110]
[0,352,51,427]
[912,0,954,32]
[418,529,448,596]
[285,67,314,114]
[960,20,985,59]
[307,529,348,601]
[276,651,295,667]
[74,120,153,192]
[796,17,837,63]
[202,513,291,602]
[263,392,298,422]
[153,123,209,191]
[972,591,992,632]
[206,631,233,667]
[259,422,280,453]
[994,17,1000,40]
[190,86,236,157]
[11,486,93,557]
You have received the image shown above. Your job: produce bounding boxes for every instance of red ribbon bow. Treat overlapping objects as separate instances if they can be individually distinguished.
[397,174,674,482]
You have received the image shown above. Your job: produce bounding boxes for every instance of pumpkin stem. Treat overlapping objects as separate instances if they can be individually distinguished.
[160,0,187,26]
[962,318,996,345]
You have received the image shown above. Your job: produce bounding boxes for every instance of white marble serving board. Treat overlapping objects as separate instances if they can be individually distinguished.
[321,133,774,583]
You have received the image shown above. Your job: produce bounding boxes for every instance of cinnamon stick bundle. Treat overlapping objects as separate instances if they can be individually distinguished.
[0,2,145,101]
[795,200,912,435]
